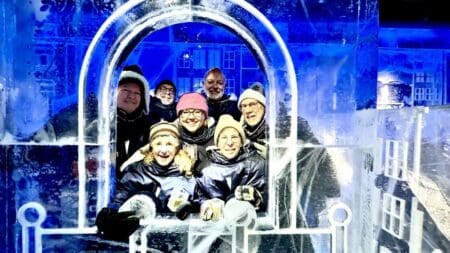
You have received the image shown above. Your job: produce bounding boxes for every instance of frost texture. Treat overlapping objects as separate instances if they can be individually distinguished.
[1,0,449,253]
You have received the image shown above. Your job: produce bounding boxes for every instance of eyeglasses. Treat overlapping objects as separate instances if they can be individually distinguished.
[120,88,141,97]
[240,101,261,110]
[180,109,203,118]
[158,86,174,94]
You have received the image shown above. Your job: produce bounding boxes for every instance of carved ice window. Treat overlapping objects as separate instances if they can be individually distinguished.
[193,49,206,69]
[226,78,235,94]
[384,140,408,180]
[223,50,235,69]
[208,49,221,68]
[382,193,405,239]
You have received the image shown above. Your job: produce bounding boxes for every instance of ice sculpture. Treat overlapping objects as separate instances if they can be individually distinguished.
[1,0,449,252]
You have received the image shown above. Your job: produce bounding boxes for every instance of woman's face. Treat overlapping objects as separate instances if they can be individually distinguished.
[150,131,179,166]
[117,82,142,113]
[179,109,206,133]
[217,127,242,160]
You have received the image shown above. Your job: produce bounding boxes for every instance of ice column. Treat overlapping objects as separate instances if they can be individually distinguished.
[0,81,5,141]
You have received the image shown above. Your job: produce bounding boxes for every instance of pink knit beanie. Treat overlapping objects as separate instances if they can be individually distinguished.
[176,92,208,117]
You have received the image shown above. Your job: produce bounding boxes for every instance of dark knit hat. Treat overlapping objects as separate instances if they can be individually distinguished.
[155,80,176,95]
[119,65,150,113]
[176,92,208,117]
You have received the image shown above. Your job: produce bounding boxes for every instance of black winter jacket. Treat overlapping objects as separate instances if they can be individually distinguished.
[148,96,177,126]
[177,118,216,174]
[243,118,267,144]
[115,108,150,178]
[194,147,266,208]
[111,161,196,213]
[202,92,241,122]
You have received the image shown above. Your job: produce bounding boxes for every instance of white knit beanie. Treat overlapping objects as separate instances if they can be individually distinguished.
[238,83,266,110]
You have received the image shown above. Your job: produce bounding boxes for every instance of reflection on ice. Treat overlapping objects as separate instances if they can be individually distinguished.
[8,86,50,141]
[327,148,354,186]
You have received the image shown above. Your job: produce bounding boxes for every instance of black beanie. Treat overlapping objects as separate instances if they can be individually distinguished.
[155,80,177,96]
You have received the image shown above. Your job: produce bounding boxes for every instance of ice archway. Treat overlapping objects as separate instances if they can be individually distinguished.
[77,0,298,228]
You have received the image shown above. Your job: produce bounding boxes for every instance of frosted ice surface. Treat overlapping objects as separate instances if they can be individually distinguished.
[2,0,449,252]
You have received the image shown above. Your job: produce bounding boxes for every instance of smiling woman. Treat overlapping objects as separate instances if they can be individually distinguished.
[194,114,267,220]
[96,121,196,240]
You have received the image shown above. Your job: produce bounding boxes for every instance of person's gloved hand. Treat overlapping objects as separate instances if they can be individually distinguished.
[253,141,268,158]
[174,149,194,178]
[167,188,192,220]
[234,185,263,209]
[200,198,224,221]
[95,207,140,241]
[119,194,157,222]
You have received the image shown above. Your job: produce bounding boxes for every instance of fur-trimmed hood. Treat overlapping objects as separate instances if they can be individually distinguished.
[119,66,150,114]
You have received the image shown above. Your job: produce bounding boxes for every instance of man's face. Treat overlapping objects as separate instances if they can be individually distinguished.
[179,109,206,133]
[151,131,179,167]
[240,98,265,127]
[156,83,175,105]
[217,127,242,160]
[117,82,142,113]
[203,72,225,100]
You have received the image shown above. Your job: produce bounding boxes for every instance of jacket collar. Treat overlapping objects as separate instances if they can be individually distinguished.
[117,107,145,122]
[206,144,254,165]
[243,118,267,141]
[176,117,215,144]
[146,161,180,177]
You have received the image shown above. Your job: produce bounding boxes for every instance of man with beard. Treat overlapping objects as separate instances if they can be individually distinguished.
[201,67,241,122]
[95,122,195,241]
[148,80,177,126]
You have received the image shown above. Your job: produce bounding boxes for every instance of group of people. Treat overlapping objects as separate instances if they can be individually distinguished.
[96,65,269,241]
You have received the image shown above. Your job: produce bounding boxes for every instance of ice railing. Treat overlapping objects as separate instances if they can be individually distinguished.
[128,202,352,253]
[401,106,450,248]
[17,160,352,253]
